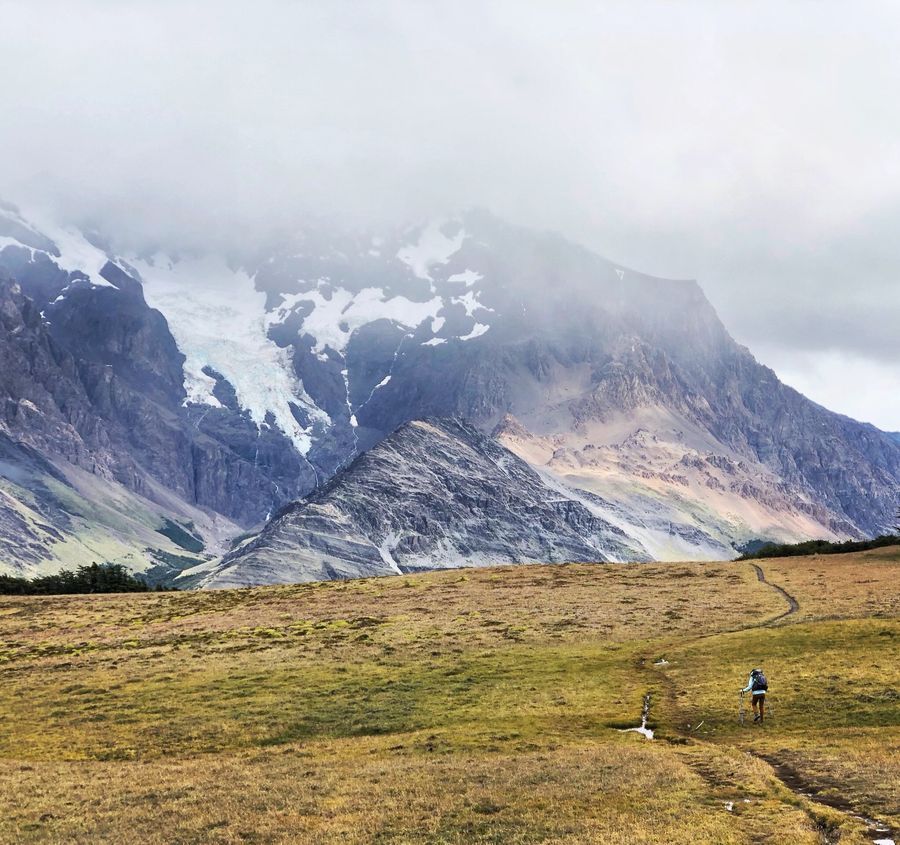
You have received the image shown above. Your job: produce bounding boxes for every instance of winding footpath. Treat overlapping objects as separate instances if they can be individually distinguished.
[745,563,894,845]
[750,562,800,621]
[644,561,895,845]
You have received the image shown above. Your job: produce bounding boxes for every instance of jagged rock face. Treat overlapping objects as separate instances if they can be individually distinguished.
[186,419,648,588]
[0,434,76,567]
[0,274,122,480]
[0,272,311,527]
[0,275,244,577]
[2,201,900,579]
[0,237,314,529]
[0,430,236,579]
[245,212,898,540]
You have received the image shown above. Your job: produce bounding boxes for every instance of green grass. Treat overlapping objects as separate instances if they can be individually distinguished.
[0,554,896,844]
[155,518,205,553]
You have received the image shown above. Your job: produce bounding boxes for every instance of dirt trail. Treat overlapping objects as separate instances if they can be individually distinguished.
[744,565,895,843]
[750,562,800,621]
[759,754,896,845]
[647,563,896,844]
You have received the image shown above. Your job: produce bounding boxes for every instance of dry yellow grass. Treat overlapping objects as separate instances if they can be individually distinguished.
[1,737,824,845]
[753,545,900,622]
[0,550,897,844]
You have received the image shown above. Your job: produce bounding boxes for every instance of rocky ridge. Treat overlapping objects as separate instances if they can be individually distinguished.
[184,419,648,588]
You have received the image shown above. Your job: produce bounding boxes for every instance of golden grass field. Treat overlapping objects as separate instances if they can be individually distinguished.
[0,547,897,844]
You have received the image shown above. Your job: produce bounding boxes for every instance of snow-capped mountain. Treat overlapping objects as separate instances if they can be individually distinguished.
[129,216,503,478]
[1,199,899,580]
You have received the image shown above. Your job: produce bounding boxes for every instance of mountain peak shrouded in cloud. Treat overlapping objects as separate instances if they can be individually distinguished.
[1,1,899,427]
[3,199,898,584]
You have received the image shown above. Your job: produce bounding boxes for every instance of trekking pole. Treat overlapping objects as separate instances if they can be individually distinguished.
[738,690,745,726]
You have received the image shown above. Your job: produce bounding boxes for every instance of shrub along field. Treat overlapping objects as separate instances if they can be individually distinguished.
[0,547,896,844]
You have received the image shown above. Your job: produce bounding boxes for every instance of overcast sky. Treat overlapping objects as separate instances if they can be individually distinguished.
[1,1,898,429]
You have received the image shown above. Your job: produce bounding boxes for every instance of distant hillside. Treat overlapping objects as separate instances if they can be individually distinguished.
[182,419,649,588]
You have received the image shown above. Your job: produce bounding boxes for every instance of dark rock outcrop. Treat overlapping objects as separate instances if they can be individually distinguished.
[0,270,312,529]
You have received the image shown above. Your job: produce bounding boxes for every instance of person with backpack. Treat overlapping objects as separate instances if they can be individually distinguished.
[741,668,768,722]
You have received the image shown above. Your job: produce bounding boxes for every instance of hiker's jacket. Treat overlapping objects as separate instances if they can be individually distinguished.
[741,673,766,696]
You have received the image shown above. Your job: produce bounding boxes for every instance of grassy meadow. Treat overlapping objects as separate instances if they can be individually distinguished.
[0,547,897,844]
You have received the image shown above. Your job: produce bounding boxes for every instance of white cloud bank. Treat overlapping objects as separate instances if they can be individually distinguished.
[0,0,898,427]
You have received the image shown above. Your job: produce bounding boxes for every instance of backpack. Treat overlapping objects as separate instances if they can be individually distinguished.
[752,671,768,692]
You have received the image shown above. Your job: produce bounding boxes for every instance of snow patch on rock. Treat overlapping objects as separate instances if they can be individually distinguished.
[0,236,35,256]
[447,269,482,287]
[0,209,117,288]
[459,323,490,341]
[377,534,403,574]
[291,285,442,355]
[396,220,464,282]
[452,290,493,318]
[41,223,114,285]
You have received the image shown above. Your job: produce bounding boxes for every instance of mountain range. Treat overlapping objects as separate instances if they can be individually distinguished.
[1,200,898,585]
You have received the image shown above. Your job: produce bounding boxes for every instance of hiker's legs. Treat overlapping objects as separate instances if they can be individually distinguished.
[757,695,765,722]
[750,695,765,722]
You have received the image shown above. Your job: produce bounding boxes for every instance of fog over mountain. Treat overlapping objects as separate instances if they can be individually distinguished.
[2,199,897,582]
[1,0,898,430]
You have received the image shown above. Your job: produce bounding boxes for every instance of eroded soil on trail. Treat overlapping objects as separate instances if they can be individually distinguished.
[751,562,800,618]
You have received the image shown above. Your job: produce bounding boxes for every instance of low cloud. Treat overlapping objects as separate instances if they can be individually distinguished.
[1,0,897,426]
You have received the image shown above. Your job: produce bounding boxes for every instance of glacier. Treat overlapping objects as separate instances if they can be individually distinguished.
[130,252,328,454]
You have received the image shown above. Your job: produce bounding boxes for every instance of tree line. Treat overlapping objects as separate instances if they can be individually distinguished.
[0,563,177,595]
[738,533,900,561]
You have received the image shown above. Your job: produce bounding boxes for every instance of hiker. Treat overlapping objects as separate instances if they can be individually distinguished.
[741,668,768,722]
